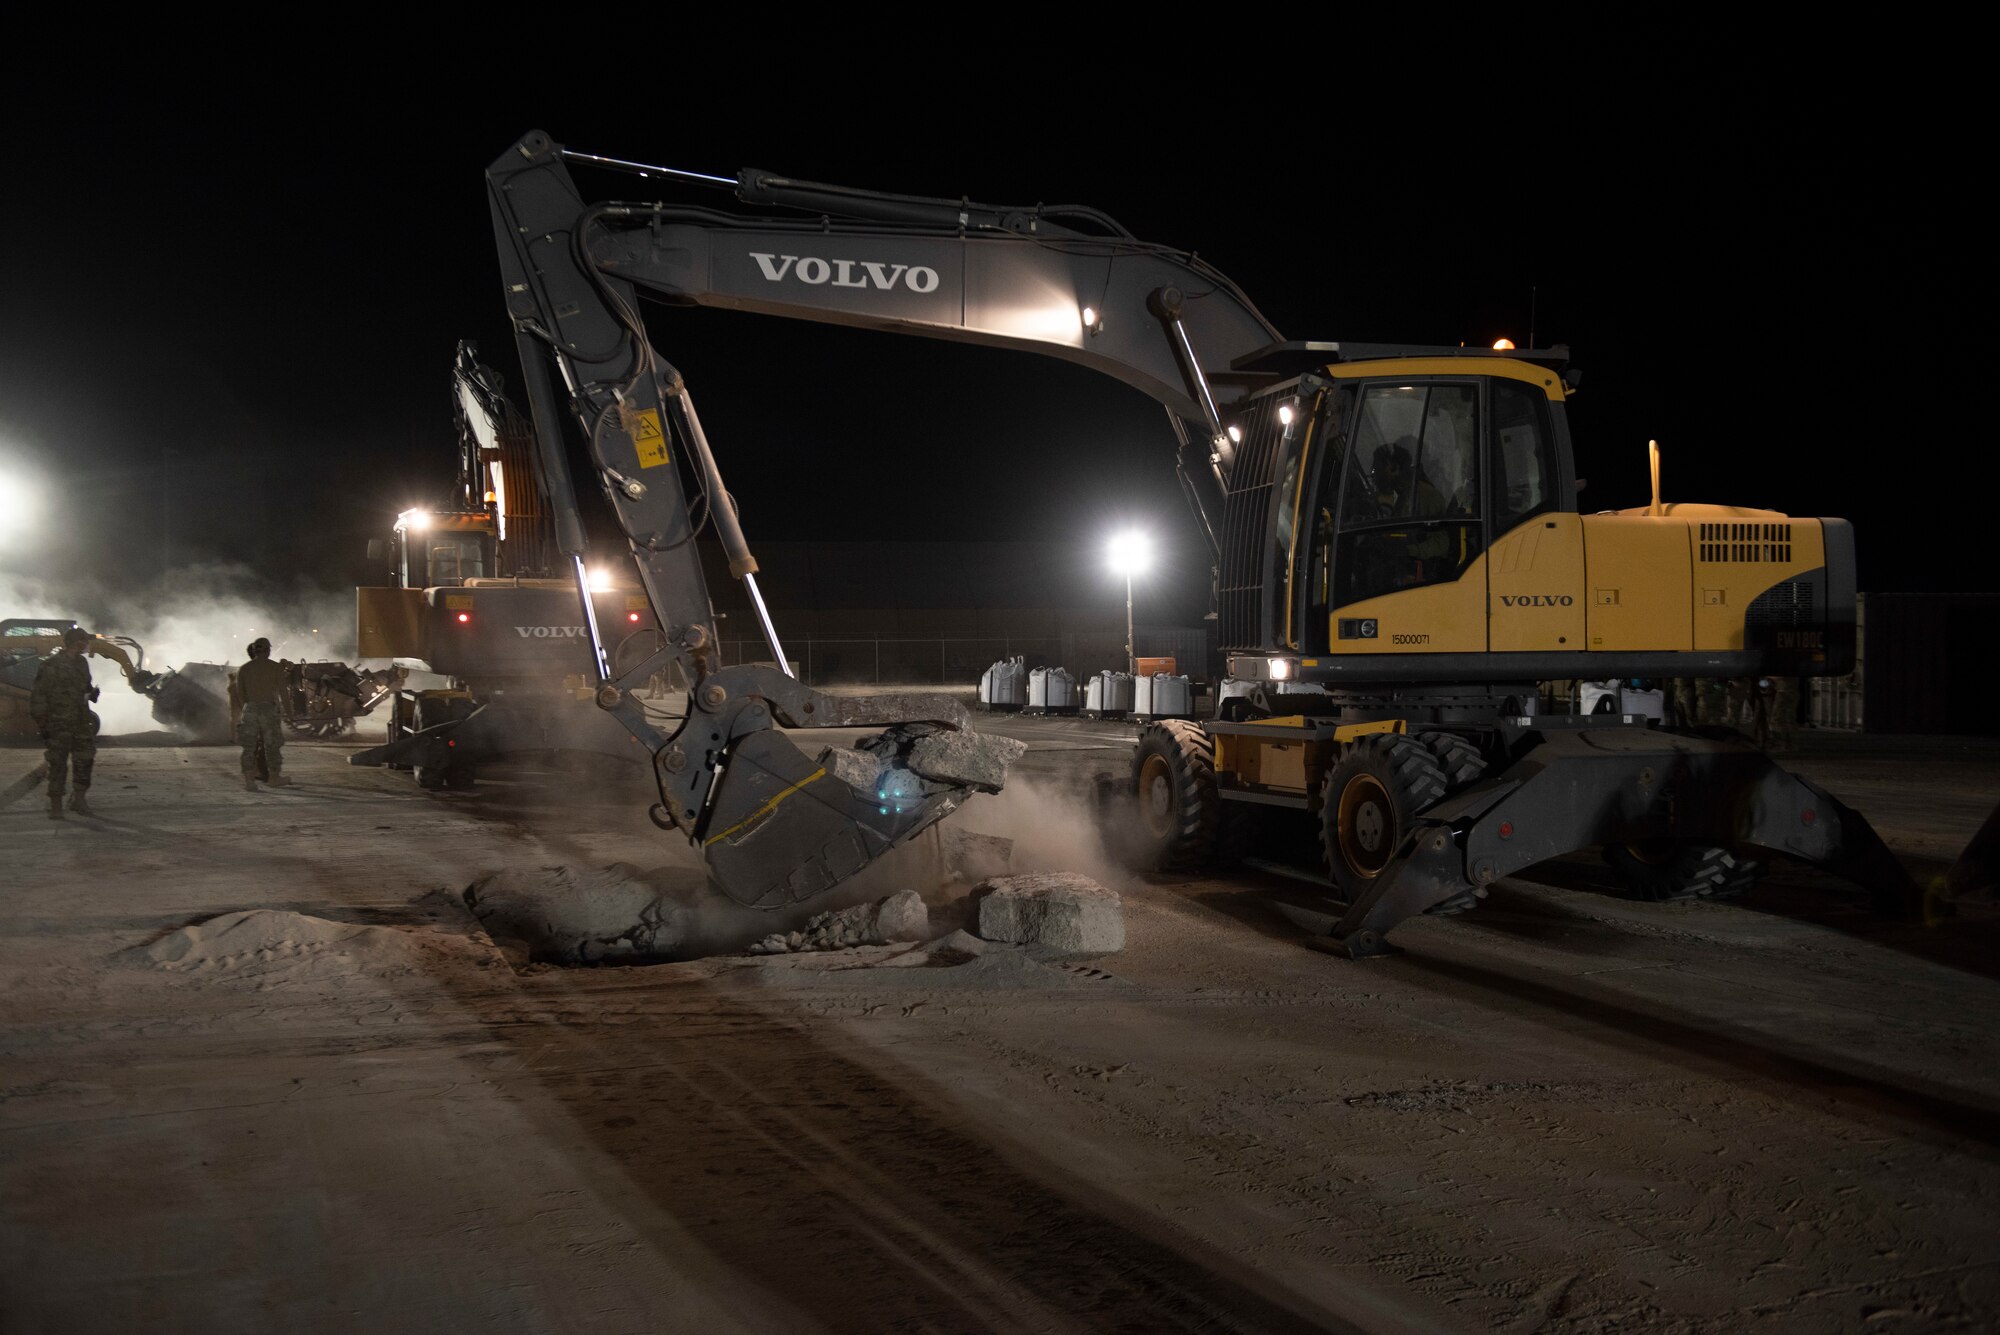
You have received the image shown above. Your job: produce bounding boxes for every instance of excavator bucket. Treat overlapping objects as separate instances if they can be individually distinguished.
[700,720,1024,909]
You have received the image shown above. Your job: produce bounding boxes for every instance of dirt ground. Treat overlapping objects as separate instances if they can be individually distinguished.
[3,719,1998,1334]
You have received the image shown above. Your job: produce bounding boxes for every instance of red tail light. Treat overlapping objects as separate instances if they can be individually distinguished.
[627,612,641,623]
[456,612,470,624]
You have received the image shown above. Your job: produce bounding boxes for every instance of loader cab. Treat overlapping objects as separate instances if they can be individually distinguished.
[386,509,498,589]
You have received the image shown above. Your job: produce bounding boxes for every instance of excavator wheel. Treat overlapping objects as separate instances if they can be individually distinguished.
[1603,840,1763,902]
[1320,733,1448,900]
[1405,733,1487,914]
[1416,730,1486,792]
[1130,720,1224,872]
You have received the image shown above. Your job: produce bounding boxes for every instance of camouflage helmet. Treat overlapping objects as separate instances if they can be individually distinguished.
[248,637,272,658]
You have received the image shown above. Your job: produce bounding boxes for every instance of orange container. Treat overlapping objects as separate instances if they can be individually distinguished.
[1134,656,1178,677]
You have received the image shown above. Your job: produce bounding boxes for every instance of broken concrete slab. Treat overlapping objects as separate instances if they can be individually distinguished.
[838,722,1027,800]
[812,693,970,730]
[875,888,930,943]
[818,745,885,792]
[907,729,1028,793]
[464,863,692,965]
[974,873,1124,954]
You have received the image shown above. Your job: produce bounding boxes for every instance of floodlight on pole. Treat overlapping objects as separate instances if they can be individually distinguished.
[1107,530,1152,677]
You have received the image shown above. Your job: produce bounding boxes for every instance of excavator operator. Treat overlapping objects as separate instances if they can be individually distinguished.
[1371,440,1452,585]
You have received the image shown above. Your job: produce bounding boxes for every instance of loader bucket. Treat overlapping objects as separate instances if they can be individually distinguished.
[147,665,233,744]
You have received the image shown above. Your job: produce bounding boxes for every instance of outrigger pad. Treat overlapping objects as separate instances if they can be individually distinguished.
[700,724,1024,909]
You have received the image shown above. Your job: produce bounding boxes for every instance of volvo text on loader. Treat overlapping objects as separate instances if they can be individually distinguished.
[481,130,1910,953]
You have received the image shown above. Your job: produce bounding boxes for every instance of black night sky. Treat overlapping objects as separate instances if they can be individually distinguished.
[0,59,1972,632]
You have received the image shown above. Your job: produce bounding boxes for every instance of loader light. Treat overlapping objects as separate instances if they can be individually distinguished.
[1267,657,1293,681]
[400,508,432,532]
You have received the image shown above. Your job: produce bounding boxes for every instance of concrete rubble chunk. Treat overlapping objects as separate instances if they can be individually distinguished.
[975,873,1124,954]
[464,863,690,965]
[874,889,930,943]
[747,890,930,954]
[819,745,885,792]
[815,693,970,730]
[906,730,1028,793]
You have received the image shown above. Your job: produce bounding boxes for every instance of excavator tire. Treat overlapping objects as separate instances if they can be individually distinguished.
[1416,730,1487,792]
[1603,840,1762,902]
[1131,720,1223,872]
[1407,733,1492,915]
[1320,733,1449,900]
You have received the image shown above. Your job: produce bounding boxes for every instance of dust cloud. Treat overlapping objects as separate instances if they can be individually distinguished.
[0,565,355,736]
[473,739,1129,962]
[951,772,1133,892]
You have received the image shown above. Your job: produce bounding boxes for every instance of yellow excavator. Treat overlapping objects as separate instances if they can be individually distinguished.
[476,131,1906,954]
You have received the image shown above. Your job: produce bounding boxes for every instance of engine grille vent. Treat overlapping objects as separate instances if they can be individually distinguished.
[1745,576,1816,630]
[1698,521,1793,564]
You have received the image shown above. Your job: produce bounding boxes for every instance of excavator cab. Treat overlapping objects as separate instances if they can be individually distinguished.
[1279,362,1572,659]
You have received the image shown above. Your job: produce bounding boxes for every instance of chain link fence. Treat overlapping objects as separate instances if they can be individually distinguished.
[719,633,1154,687]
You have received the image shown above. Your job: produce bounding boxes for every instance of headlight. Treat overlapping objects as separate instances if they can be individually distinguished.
[1268,657,1293,681]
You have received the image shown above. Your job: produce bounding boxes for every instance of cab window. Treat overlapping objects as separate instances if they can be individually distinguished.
[1490,379,1558,532]
[426,537,488,585]
[1333,382,1482,605]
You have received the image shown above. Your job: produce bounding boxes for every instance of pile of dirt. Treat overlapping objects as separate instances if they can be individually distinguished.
[135,909,475,988]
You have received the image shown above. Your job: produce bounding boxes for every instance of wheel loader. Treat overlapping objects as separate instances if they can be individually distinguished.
[349,342,667,789]
[473,130,1912,949]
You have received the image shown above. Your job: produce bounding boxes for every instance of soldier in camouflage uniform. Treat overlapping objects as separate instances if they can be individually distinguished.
[236,638,294,791]
[29,627,100,820]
